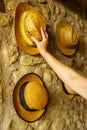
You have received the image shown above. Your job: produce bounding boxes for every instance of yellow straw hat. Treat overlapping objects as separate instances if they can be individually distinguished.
[59,80,77,100]
[56,21,79,56]
[13,73,48,122]
[14,2,46,55]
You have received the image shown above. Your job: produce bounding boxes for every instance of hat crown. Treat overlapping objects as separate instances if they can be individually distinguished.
[57,21,78,48]
[24,11,43,39]
[56,21,79,56]
[24,81,48,110]
[20,8,46,46]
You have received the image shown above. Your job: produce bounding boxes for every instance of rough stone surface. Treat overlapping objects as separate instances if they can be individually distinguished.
[0,0,87,130]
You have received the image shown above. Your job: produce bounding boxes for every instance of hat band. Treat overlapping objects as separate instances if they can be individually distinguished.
[19,82,36,111]
[66,44,77,49]
[62,82,73,95]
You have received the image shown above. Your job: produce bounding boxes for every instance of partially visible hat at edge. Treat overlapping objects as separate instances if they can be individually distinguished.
[56,21,79,56]
[59,80,77,100]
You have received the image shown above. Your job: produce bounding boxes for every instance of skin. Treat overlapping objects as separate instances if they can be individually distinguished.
[31,28,87,100]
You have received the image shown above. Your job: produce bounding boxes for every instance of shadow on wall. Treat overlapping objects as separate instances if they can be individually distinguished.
[0,0,5,13]
[56,0,87,18]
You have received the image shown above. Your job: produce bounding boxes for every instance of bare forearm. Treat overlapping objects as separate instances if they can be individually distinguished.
[44,52,78,84]
[31,28,87,100]
[43,51,87,99]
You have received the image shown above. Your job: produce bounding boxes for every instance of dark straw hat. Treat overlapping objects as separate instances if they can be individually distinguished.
[13,73,48,122]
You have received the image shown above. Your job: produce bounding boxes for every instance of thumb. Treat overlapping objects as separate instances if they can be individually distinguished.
[31,36,39,46]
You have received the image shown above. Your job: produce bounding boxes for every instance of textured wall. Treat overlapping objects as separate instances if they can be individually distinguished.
[0,0,87,130]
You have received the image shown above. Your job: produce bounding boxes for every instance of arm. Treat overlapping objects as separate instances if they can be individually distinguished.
[31,28,87,100]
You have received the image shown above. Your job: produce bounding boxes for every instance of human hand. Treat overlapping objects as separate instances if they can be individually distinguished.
[31,27,48,56]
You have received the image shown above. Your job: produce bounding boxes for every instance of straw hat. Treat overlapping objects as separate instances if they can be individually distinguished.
[56,21,79,56]
[13,73,48,122]
[59,80,77,100]
[14,2,46,55]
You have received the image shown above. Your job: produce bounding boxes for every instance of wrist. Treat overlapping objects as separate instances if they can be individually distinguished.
[40,49,48,59]
[43,51,48,59]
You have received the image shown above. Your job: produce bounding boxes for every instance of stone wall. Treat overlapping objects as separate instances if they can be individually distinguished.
[0,0,87,130]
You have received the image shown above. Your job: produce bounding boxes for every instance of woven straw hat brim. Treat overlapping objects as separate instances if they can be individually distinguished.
[13,73,47,122]
[56,37,76,56]
[59,80,75,100]
[64,84,76,95]
[14,2,45,55]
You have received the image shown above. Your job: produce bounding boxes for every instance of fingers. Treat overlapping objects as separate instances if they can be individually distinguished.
[31,27,48,46]
[40,27,48,40]
[45,32,48,39]
[31,36,39,46]
[41,27,45,40]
